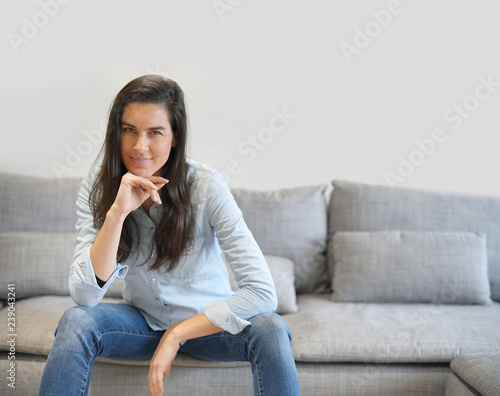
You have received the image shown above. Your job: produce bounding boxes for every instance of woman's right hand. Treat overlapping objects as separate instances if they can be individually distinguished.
[111,172,169,216]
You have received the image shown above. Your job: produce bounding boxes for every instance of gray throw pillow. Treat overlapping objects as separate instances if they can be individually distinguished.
[226,255,298,314]
[331,231,492,305]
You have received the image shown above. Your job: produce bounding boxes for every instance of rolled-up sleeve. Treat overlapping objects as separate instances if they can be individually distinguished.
[69,172,128,306]
[203,173,277,334]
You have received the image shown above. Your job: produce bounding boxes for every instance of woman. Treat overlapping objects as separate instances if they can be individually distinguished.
[38,75,300,396]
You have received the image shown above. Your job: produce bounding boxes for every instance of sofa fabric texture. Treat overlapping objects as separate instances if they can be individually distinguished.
[285,294,500,363]
[444,373,479,396]
[448,353,500,396]
[232,185,329,293]
[331,231,491,304]
[2,172,500,395]
[328,180,500,302]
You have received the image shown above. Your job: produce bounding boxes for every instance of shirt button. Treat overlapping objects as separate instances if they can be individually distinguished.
[151,278,156,282]
[151,253,154,258]
[188,249,192,254]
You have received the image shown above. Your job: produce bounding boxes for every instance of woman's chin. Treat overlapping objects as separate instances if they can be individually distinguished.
[127,168,155,178]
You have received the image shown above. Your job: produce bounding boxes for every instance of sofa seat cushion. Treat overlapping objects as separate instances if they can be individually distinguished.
[0,296,248,368]
[284,294,500,363]
[447,353,500,396]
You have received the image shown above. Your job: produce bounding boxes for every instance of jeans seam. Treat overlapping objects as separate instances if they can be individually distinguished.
[90,330,163,357]
[91,331,163,348]
[82,330,162,394]
[198,332,263,396]
[82,353,93,396]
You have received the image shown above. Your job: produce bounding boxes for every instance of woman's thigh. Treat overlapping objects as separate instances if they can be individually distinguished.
[55,303,164,361]
[178,312,292,362]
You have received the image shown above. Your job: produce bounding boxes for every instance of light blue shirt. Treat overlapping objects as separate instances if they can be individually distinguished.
[69,158,277,334]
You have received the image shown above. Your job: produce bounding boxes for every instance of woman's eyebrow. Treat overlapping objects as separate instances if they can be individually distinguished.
[121,121,167,130]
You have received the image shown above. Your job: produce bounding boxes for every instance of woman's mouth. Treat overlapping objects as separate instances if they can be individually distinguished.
[130,156,151,165]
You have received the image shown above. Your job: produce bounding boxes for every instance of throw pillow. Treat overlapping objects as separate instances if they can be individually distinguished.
[331,231,492,305]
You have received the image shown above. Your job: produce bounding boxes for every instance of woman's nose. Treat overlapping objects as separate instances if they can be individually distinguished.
[134,135,148,152]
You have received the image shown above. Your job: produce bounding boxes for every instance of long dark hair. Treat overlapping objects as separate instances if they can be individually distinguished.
[89,74,194,271]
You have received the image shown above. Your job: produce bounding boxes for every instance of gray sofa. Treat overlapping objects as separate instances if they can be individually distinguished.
[1,172,500,395]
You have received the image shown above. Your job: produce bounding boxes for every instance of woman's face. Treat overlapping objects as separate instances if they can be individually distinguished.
[120,102,176,177]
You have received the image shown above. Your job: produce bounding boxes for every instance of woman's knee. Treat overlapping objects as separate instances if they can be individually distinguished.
[55,304,114,341]
[248,312,292,344]
[56,306,95,338]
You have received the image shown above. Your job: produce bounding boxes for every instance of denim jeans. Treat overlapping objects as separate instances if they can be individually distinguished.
[38,303,300,396]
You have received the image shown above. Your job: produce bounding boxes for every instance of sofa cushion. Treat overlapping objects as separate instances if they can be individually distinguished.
[0,232,75,299]
[0,173,81,233]
[0,232,123,299]
[226,255,297,314]
[445,373,479,396]
[448,353,500,396]
[331,231,491,305]
[284,294,500,363]
[232,185,329,293]
[0,296,248,369]
[328,180,500,302]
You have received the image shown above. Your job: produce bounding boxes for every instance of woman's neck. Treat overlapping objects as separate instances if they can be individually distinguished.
[142,197,154,214]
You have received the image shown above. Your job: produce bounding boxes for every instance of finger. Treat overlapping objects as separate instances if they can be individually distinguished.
[150,370,164,396]
[148,176,169,185]
[151,190,162,205]
[136,179,160,192]
[147,370,156,396]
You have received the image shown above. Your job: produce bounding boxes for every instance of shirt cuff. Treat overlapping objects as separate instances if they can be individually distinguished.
[69,248,128,306]
[204,299,251,335]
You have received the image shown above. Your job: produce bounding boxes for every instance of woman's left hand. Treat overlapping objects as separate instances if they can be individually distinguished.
[148,330,181,396]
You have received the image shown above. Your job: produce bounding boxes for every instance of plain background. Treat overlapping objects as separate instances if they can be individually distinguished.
[1,0,499,194]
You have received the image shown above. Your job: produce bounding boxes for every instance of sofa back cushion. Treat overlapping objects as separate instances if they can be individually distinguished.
[0,173,81,233]
[0,173,330,297]
[0,174,123,299]
[328,180,500,301]
[232,185,329,293]
[0,232,124,299]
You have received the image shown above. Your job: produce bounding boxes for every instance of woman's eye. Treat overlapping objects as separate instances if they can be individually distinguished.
[151,130,163,136]
[122,127,134,133]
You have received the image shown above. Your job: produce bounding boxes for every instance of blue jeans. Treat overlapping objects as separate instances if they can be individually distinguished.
[39,303,300,396]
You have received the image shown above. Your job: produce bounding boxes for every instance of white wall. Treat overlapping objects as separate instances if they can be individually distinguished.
[2,0,500,195]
